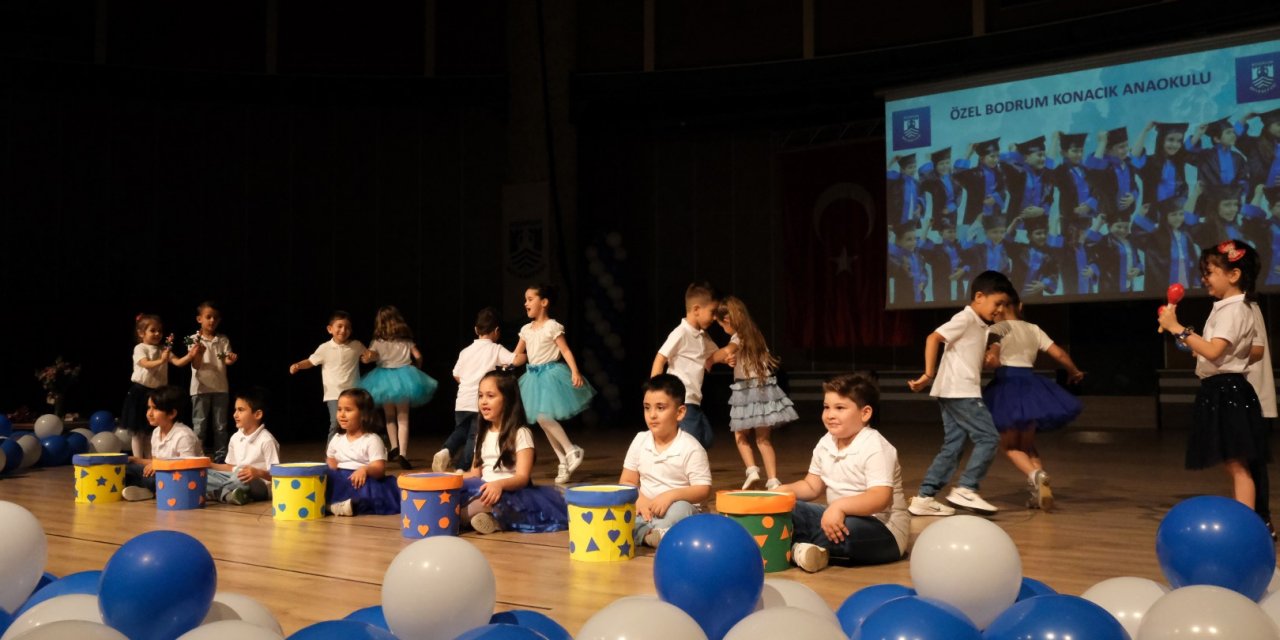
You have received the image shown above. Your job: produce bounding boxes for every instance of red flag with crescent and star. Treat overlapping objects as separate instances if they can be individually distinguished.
[781,139,913,349]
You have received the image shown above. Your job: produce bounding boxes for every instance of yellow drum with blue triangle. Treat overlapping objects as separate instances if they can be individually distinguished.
[270,463,328,521]
[398,472,465,538]
[566,484,640,562]
[72,453,128,504]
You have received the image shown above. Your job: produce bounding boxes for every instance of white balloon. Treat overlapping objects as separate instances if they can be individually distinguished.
[112,428,133,454]
[1081,576,1170,638]
[7,620,126,640]
[755,579,839,628]
[14,433,41,470]
[70,428,94,442]
[199,593,283,636]
[382,537,495,640]
[576,597,708,640]
[909,515,1021,629]
[1,594,101,640]
[0,501,48,614]
[33,416,63,439]
[1259,589,1280,630]
[179,620,284,640]
[88,432,122,455]
[724,607,844,640]
[1137,585,1280,639]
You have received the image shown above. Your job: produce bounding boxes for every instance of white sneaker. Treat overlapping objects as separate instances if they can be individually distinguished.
[765,478,782,491]
[565,446,586,476]
[470,512,500,534]
[432,449,451,473]
[908,495,956,516]
[742,466,763,490]
[643,527,666,548]
[792,542,829,573]
[122,486,154,502]
[1032,470,1053,512]
[555,463,571,484]
[947,487,998,515]
[329,499,354,516]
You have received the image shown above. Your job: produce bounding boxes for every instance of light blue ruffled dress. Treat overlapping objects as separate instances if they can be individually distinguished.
[727,337,798,432]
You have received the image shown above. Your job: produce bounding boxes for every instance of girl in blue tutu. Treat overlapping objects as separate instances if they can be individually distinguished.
[462,369,569,534]
[982,294,1085,511]
[325,388,401,516]
[514,285,595,484]
[710,296,798,491]
[360,306,438,469]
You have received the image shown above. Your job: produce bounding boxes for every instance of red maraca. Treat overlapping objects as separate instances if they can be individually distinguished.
[1157,284,1186,333]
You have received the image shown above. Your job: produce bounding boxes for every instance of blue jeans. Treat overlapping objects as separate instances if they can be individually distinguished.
[325,400,339,443]
[124,462,156,492]
[634,499,699,540]
[444,411,478,471]
[919,397,999,496]
[205,469,270,503]
[192,393,230,456]
[790,501,901,566]
[679,403,713,450]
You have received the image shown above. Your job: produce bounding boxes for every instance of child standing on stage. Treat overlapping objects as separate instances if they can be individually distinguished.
[360,306,438,469]
[463,369,568,534]
[652,282,720,451]
[779,372,909,572]
[290,311,367,445]
[907,270,1015,517]
[982,295,1085,511]
[122,385,203,501]
[434,307,516,473]
[1159,240,1268,512]
[206,387,280,505]
[123,314,198,457]
[709,296,798,491]
[188,301,238,463]
[514,284,594,484]
[325,388,400,516]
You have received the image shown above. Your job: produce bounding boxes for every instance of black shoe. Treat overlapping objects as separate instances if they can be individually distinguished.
[388,447,400,460]
[396,455,413,470]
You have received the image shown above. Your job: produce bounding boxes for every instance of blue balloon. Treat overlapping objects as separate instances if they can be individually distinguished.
[491,610,571,640]
[0,607,12,637]
[17,570,101,616]
[287,620,397,639]
[0,415,11,437]
[99,531,217,640]
[852,596,980,640]
[984,594,1129,640]
[65,431,90,457]
[0,437,22,473]
[343,606,389,631]
[837,584,917,637]
[39,435,70,467]
[654,514,764,640]
[1015,576,1057,602]
[1156,495,1276,601]
[456,623,550,640]
[89,411,115,434]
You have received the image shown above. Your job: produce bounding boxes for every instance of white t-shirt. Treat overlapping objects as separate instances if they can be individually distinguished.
[478,426,535,482]
[369,339,415,368]
[309,339,367,401]
[658,319,717,404]
[519,320,566,365]
[1197,295,1257,378]
[327,432,388,471]
[152,423,202,459]
[226,425,281,471]
[622,430,712,500]
[131,343,168,388]
[189,333,232,395]
[453,339,517,412]
[807,429,910,554]
[989,320,1054,367]
[1247,304,1277,419]
[931,306,989,398]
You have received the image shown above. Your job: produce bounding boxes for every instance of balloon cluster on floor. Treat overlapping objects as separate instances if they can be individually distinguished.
[0,411,130,474]
[2,495,1279,639]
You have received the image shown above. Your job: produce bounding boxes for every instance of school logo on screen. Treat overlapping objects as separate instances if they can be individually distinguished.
[891,107,930,150]
[1236,52,1280,103]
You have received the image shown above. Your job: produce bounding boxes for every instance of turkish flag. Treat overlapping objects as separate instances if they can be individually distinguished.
[781,140,912,349]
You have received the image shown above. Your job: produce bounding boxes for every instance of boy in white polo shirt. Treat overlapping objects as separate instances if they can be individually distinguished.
[122,385,203,501]
[651,281,720,450]
[620,374,713,548]
[206,387,281,505]
[907,270,1015,516]
[290,311,368,444]
[780,372,909,572]
[432,307,517,472]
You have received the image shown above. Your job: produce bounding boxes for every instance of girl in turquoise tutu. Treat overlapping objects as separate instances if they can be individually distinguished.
[360,306,437,469]
[514,284,595,484]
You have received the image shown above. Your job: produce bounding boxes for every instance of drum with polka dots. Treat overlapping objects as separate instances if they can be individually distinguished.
[269,463,328,521]
[153,457,212,511]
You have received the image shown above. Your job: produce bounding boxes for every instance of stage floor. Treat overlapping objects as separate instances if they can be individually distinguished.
[1,422,1269,634]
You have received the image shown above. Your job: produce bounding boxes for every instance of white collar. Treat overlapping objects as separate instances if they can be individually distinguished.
[1213,293,1246,310]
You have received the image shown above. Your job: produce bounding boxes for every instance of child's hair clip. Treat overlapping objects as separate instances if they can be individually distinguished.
[1228,247,1245,262]
[135,313,143,322]
[1217,240,1236,254]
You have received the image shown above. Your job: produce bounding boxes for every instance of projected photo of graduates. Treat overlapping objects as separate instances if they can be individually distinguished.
[883,35,1280,308]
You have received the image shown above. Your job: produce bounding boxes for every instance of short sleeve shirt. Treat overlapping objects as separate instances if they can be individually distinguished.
[226,426,281,470]
[452,339,517,412]
[808,429,910,553]
[931,306,989,398]
[327,432,388,470]
[989,320,1054,367]
[479,426,535,482]
[190,333,232,395]
[131,343,168,388]
[622,430,712,500]
[519,320,566,365]
[152,423,202,458]
[369,339,414,368]
[657,320,716,404]
[1197,294,1256,378]
[309,339,367,401]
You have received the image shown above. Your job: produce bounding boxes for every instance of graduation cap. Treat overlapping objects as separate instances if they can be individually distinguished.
[1059,132,1087,151]
[1155,122,1189,140]
[981,214,1008,231]
[1205,118,1234,139]
[1262,108,1280,127]
[930,148,952,165]
[1105,127,1128,148]
[974,138,1001,155]
[1022,214,1048,232]
[896,153,917,168]
[1015,136,1046,155]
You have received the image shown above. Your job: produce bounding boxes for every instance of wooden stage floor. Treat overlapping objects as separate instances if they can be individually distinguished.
[2,422,1272,635]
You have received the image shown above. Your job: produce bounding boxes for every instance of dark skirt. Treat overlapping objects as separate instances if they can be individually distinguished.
[981,367,1082,432]
[121,383,154,434]
[461,476,568,533]
[1188,373,1269,470]
[325,468,401,515]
